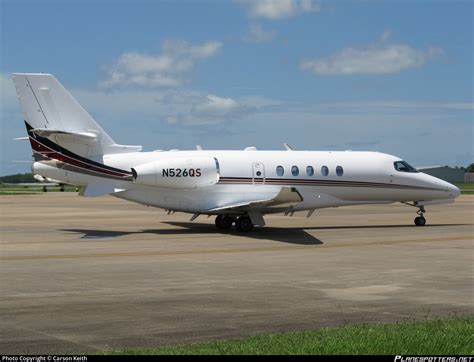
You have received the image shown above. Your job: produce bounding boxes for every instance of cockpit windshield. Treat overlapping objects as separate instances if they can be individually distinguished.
[394,161,419,173]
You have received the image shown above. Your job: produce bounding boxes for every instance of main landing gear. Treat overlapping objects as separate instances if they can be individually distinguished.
[414,206,426,226]
[235,216,254,232]
[215,215,254,232]
[215,215,235,230]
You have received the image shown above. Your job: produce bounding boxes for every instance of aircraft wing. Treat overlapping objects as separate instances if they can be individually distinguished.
[206,186,303,213]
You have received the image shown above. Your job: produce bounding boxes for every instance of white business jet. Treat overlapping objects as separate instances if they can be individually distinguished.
[12,73,460,232]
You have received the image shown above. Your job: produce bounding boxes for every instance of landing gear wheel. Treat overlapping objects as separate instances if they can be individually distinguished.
[414,206,426,226]
[60,185,65,192]
[215,215,234,230]
[235,216,253,232]
[414,216,426,226]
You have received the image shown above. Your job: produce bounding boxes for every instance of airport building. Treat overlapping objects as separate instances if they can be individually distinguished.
[464,173,474,183]
[418,166,465,183]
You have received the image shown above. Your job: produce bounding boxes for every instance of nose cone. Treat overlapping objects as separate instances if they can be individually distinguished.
[448,184,461,198]
[420,173,461,199]
[437,179,461,199]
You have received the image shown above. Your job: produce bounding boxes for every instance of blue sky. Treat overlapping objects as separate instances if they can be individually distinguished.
[1,0,472,175]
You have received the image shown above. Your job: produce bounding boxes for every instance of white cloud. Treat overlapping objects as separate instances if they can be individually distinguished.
[195,95,239,114]
[301,33,442,76]
[71,87,280,126]
[101,39,223,88]
[238,0,319,20]
[163,93,281,125]
[242,24,276,43]
[161,39,223,59]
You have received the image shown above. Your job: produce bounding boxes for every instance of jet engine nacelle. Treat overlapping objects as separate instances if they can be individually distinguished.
[131,157,220,189]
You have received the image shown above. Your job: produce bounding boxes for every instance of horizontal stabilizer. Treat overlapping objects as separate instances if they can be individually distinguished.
[31,128,142,153]
[31,128,98,140]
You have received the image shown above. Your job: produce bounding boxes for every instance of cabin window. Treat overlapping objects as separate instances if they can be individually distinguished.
[291,166,299,176]
[336,166,344,176]
[394,161,419,173]
[321,166,329,176]
[306,166,314,176]
[276,166,284,176]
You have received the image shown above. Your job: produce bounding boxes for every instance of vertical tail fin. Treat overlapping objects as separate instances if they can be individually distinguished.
[12,73,141,157]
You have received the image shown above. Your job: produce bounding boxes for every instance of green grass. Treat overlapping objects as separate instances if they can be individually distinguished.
[103,316,473,355]
[454,182,474,195]
[0,184,77,195]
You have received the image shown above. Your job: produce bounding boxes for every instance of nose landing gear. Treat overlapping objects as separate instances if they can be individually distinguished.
[401,202,427,226]
[414,206,426,226]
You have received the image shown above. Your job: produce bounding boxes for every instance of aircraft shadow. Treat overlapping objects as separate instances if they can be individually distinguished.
[162,222,323,245]
[61,224,323,246]
[61,222,468,246]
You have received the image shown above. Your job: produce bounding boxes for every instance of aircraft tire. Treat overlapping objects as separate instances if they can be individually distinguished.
[414,216,426,226]
[215,215,234,230]
[235,216,253,232]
